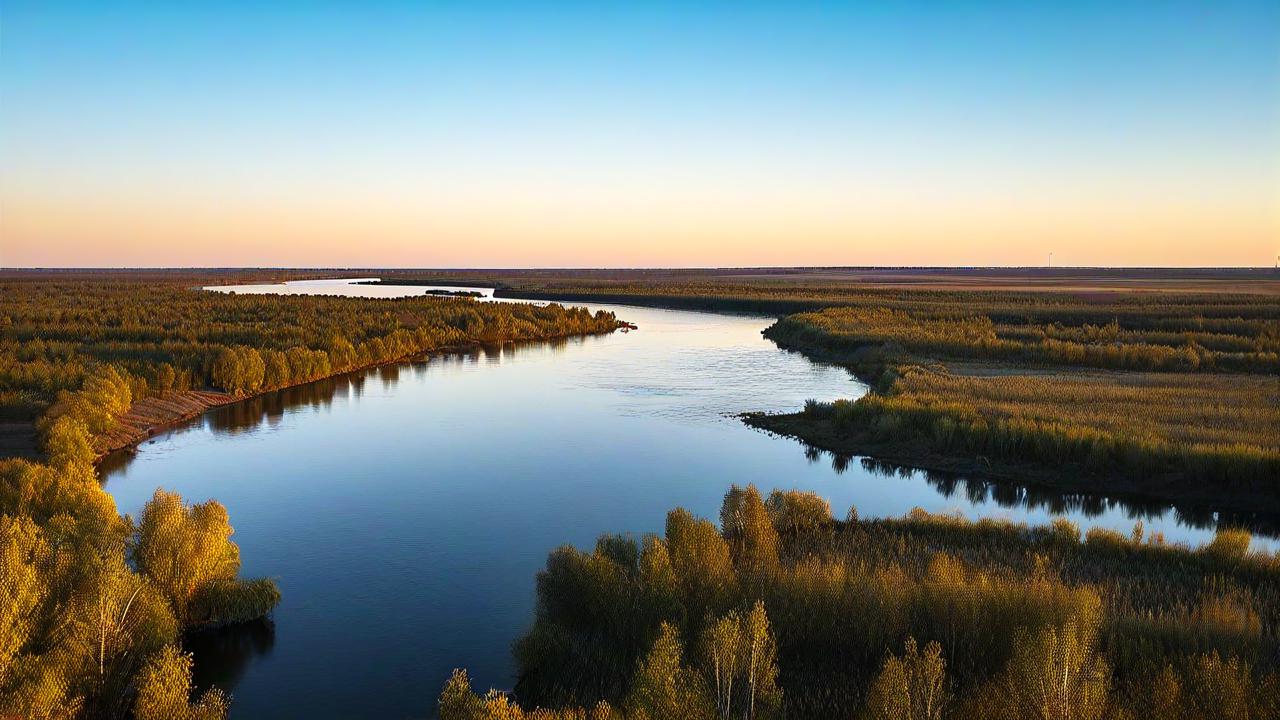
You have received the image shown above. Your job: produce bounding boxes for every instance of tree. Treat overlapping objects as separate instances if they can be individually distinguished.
[720,486,780,583]
[439,669,485,720]
[699,602,781,720]
[997,611,1110,720]
[764,489,832,536]
[262,349,290,389]
[131,490,254,624]
[740,601,781,720]
[0,516,49,681]
[44,415,95,467]
[626,622,714,720]
[639,535,677,597]
[133,645,228,720]
[73,553,176,717]
[702,610,742,720]
[211,346,264,395]
[210,347,244,394]
[864,637,949,720]
[665,509,736,629]
[153,363,177,394]
[326,333,357,371]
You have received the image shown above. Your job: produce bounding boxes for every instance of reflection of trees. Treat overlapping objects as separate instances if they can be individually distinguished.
[205,377,343,434]
[830,454,850,474]
[108,333,612,473]
[186,618,276,698]
[376,363,401,391]
[804,445,1280,537]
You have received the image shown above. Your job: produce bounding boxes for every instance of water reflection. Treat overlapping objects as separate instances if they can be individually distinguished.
[107,341,1280,543]
[188,620,276,695]
[103,341,605,468]
[794,450,1280,537]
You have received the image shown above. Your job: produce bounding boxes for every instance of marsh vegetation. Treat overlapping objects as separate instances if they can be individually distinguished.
[440,485,1280,719]
[757,299,1279,509]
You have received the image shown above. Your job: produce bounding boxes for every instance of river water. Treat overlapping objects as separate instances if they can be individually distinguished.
[99,279,1268,719]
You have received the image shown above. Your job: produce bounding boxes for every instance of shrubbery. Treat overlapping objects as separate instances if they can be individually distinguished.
[443,485,1280,719]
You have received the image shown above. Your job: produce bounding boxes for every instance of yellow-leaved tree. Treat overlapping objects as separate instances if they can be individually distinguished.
[131,489,279,627]
[133,645,228,720]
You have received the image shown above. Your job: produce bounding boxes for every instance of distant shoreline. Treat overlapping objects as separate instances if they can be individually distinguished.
[351,281,485,296]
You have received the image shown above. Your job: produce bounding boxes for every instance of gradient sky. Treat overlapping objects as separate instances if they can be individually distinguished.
[2,1,1278,267]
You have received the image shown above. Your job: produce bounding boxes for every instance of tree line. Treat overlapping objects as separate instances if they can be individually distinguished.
[794,366,1280,493]
[0,279,622,458]
[481,275,1280,335]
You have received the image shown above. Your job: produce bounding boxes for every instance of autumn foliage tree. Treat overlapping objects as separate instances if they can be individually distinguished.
[0,456,270,718]
[864,638,949,720]
[133,645,228,720]
[130,489,279,626]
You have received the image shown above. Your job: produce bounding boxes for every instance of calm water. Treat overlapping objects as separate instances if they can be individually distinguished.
[100,279,1272,719]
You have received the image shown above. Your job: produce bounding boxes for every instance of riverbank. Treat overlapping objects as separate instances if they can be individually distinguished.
[0,277,629,466]
[91,332,620,463]
[746,318,1279,527]
[741,411,1280,526]
[353,281,485,297]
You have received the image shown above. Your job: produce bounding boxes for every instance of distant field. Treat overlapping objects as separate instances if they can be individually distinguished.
[742,283,1279,513]
[361,266,1280,297]
[6,266,1277,294]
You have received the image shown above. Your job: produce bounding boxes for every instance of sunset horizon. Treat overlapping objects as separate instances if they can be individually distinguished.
[4,2,1277,268]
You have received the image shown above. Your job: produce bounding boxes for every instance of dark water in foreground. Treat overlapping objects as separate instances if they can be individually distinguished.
[99,280,1273,719]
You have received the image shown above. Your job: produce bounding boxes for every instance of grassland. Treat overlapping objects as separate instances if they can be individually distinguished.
[751,297,1279,514]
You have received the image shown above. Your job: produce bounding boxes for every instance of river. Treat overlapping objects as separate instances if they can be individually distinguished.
[99,279,1268,719]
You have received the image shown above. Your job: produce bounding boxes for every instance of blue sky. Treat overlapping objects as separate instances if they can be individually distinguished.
[2,1,1277,266]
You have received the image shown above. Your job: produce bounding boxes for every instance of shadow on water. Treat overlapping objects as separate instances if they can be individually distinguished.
[803,445,1280,538]
[187,620,276,697]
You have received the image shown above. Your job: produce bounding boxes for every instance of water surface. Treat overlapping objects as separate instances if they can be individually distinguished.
[100,279,1271,719]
